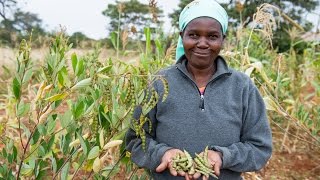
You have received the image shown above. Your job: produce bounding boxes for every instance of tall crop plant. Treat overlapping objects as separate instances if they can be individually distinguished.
[223,4,320,153]
[0,30,172,179]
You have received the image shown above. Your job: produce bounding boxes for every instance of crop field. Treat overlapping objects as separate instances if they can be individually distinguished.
[0,3,320,180]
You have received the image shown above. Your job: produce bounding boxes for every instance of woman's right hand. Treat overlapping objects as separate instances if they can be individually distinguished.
[155,149,186,177]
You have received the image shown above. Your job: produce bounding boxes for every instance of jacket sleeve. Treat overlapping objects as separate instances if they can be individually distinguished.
[125,97,172,171]
[212,85,272,172]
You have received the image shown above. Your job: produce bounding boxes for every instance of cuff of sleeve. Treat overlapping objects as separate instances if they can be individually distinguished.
[211,146,231,169]
[152,145,173,170]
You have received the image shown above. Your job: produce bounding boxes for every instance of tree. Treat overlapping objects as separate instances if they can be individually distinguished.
[169,0,192,29]
[12,11,44,35]
[169,0,319,52]
[0,0,46,47]
[102,0,163,37]
[0,0,17,21]
[69,32,92,48]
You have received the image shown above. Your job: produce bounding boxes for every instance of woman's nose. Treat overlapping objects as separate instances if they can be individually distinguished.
[196,37,209,48]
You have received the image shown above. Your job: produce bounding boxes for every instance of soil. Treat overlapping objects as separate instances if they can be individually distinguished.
[244,151,320,180]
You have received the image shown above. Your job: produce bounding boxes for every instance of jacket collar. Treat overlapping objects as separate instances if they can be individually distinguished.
[175,55,232,81]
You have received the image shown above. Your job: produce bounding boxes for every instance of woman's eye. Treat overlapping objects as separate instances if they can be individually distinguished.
[209,35,218,39]
[189,34,198,38]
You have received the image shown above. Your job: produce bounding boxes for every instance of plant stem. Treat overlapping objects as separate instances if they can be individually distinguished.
[128,167,138,180]
[105,150,126,179]
[52,146,80,180]
[16,129,35,180]
[116,7,121,59]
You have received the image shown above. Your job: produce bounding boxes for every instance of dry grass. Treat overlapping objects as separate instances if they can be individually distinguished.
[0,47,139,75]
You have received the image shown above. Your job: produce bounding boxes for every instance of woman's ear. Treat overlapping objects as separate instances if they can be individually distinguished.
[179,31,183,38]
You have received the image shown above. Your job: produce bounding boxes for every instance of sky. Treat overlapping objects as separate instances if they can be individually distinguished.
[22,0,181,40]
[21,0,320,40]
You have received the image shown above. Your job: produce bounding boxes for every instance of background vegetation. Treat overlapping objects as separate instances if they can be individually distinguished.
[0,0,319,179]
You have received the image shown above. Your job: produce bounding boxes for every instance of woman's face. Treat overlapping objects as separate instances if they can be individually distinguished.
[180,17,224,69]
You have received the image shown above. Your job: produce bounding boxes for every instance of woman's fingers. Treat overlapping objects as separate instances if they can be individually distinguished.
[155,160,168,173]
[213,161,221,176]
[202,175,209,180]
[177,170,186,176]
[192,172,201,179]
[168,162,178,176]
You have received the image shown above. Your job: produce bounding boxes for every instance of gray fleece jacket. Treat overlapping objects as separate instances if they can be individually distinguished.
[125,56,272,180]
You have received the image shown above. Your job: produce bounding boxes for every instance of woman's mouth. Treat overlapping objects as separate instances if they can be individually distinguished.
[192,51,210,57]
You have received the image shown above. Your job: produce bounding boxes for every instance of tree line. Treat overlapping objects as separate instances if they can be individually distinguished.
[0,0,319,51]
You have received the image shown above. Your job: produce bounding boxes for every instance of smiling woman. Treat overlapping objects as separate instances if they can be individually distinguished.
[181,17,224,80]
[125,0,273,179]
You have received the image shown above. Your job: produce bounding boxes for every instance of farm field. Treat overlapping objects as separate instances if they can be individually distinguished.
[0,2,319,178]
[0,33,319,179]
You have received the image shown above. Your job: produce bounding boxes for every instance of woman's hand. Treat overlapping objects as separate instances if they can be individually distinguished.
[191,150,223,180]
[155,149,187,177]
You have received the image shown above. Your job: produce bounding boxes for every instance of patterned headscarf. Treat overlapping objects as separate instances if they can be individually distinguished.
[176,0,228,61]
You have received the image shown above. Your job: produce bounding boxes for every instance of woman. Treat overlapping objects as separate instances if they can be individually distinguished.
[125,0,272,179]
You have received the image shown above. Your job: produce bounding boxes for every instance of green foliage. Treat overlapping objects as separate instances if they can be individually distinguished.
[0,2,46,47]
[222,20,320,150]
[169,0,193,28]
[0,3,319,178]
[68,32,93,48]
[0,28,173,178]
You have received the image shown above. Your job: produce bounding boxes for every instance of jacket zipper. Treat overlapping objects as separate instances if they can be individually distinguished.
[200,94,205,111]
[176,66,231,111]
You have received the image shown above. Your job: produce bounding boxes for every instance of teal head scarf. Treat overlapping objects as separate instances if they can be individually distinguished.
[176,0,228,61]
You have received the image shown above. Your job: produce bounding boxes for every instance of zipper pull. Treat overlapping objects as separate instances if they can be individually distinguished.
[200,94,205,111]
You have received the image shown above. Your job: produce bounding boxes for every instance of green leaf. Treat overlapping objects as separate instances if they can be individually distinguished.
[13,77,21,99]
[111,129,127,141]
[47,117,56,134]
[37,124,46,135]
[46,135,55,153]
[110,31,117,50]
[75,101,85,120]
[97,65,112,74]
[38,145,46,157]
[7,154,13,163]
[35,169,46,180]
[61,133,71,155]
[60,110,72,129]
[76,58,84,76]
[12,146,17,162]
[71,78,91,90]
[7,139,13,150]
[23,68,33,83]
[2,148,7,158]
[60,161,70,180]
[88,146,100,160]
[17,102,30,117]
[155,39,163,54]
[31,128,40,145]
[58,71,65,87]
[144,27,151,55]
[45,92,68,102]
[21,164,33,176]
[52,151,59,170]
[71,53,78,73]
[76,131,88,156]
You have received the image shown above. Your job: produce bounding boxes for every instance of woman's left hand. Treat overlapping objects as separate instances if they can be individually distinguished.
[190,150,223,180]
